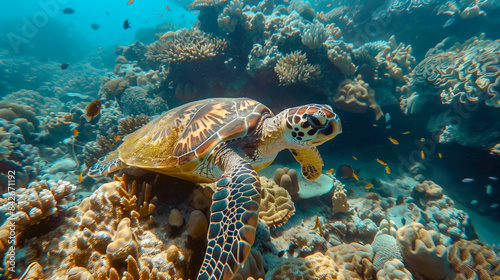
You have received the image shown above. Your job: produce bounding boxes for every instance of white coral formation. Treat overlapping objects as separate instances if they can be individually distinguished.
[301,23,327,49]
[217,0,245,33]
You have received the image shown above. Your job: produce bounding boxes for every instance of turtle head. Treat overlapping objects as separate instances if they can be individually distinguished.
[283,104,342,147]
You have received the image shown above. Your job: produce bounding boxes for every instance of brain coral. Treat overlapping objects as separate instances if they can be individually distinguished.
[258,176,295,227]
[270,252,338,279]
[402,34,500,108]
[331,75,384,120]
[396,222,451,280]
[326,242,375,279]
[448,239,500,279]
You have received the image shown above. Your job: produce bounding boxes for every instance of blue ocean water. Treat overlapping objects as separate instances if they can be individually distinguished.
[0,0,500,279]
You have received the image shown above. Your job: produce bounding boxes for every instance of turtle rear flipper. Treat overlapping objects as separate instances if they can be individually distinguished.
[88,150,127,177]
[198,151,261,280]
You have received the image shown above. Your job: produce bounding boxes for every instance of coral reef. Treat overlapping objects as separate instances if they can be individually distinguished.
[258,176,295,228]
[273,167,300,201]
[448,239,500,279]
[274,51,321,86]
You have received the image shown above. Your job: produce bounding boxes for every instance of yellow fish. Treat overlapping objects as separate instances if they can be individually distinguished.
[401,131,410,134]
[388,137,399,145]
[311,216,324,237]
[364,184,373,189]
[127,0,134,5]
[376,158,387,165]
[78,172,83,183]
[73,129,79,137]
[165,5,171,11]
[438,153,442,159]
[373,124,377,127]
[353,173,359,180]
[326,168,334,174]
[420,138,425,142]
[352,156,358,160]
[116,135,121,142]
[385,166,391,174]
[421,150,425,160]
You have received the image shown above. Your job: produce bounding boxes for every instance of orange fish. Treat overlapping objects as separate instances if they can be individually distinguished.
[373,124,377,127]
[165,5,171,11]
[78,172,83,183]
[401,131,410,134]
[194,11,197,14]
[85,100,102,122]
[116,135,121,142]
[326,3,331,7]
[127,0,134,5]
[385,166,391,174]
[364,184,373,189]
[420,138,425,142]
[421,150,425,160]
[99,46,102,50]
[388,137,399,145]
[73,129,79,137]
[158,14,162,17]
[438,153,442,159]
[326,168,334,174]
[376,158,387,165]
[311,216,324,237]
[337,165,359,180]
[353,173,359,180]
[352,156,358,160]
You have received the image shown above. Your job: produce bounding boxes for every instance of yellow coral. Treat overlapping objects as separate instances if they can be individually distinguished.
[258,176,295,227]
[274,51,321,85]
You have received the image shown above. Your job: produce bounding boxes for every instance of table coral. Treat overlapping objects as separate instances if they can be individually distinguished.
[146,28,228,64]
[274,50,321,85]
[258,176,295,228]
[396,222,451,280]
[331,75,384,120]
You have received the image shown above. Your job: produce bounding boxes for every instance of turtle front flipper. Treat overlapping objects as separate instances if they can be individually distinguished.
[289,146,323,180]
[198,151,261,280]
[88,150,127,177]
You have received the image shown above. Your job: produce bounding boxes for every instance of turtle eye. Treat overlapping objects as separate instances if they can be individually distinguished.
[307,114,326,129]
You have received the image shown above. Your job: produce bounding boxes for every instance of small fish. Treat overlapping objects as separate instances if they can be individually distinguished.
[471,200,478,205]
[99,46,102,50]
[385,113,390,122]
[84,100,102,122]
[486,185,492,195]
[386,125,391,129]
[385,165,391,174]
[489,177,498,180]
[78,172,83,183]
[61,63,69,70]
[73,129,79,137]
[401,131,410,134]
[401,217,406,225]
[194,11,197,14]
[353,173,359,180]
[116,135,121,142]
[91,23,101,30]
[364,184,373,189]
[277,250,285,258]
[123,19,131,29]
[326,4,331,7]
[490,204,499,208]
[326,168,334,174]
[127,0,134,4]
[336,165,360,179]
[61,8,75,14]
[352,156,357,160]
[311,216,324,237]
[106,11,109,16]
[372,124,377,127]
[158,14,162,17]
[420,138,425,142]
[443,18,455,28]
[165,5,171,11]
[376,158,387,165]
[462,178,474,183]
[438,153,443,159]
[420,150,425,160]
[388,137,399,145]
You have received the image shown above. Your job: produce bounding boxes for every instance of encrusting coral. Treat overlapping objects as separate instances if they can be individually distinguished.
[270,252,338,279]
[326,242,375,279]
[274,50,321,85]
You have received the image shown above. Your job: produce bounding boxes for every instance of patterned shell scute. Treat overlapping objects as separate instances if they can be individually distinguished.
[117,98,269,169]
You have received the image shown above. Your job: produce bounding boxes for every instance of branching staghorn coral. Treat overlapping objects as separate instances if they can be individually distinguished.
[274,50,321,85]
[146,28,228,64]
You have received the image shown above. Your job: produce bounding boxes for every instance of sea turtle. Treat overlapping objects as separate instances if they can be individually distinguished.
[89,97,342,279]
